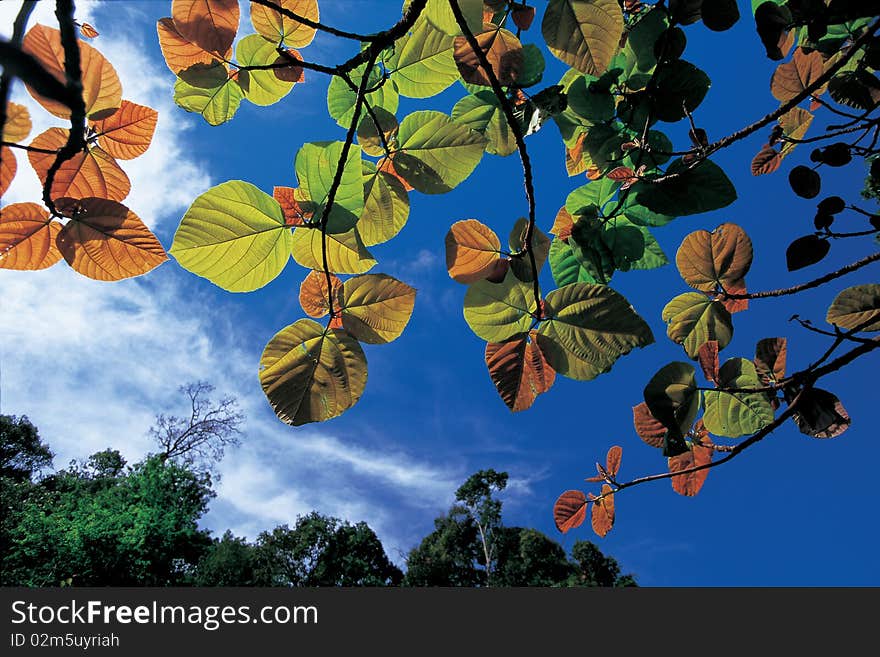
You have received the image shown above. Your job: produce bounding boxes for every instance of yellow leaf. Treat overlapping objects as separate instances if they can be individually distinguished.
[0,146,16,198]
[445,219,501,283]
[0,202,63,270]
[3,102,32,143]
[542,0,623,76]
[290,227,376,275]
[339,273,417,344]
[250,0,318,48]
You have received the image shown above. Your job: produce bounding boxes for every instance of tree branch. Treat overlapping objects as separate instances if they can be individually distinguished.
[0,1,37,144]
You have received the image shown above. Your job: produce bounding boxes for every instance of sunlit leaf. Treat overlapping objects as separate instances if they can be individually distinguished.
[553,490,587,533]
[173,62,243,125]
[542,0,624,76]
[662,292,733,359]
[259,319,367,426]
[676,223,753,293]
[779,107,813,158]
[170,180,291,292]
[90,100,158,160]
[791,388,850,439]
[464,269,535,342]
[605,445,622,478]
[703,358,774,438]
[393,111,487,194]
[550,207,574,240]
[327,63,398,128]
[55,197,167,281]
[414,0,483,36]
[632,402,666,449]
[771,47,826,102]
[445,219,502,283]
[826,284,880,332]
[697,340,719,383]
[2,102,31,143]
[274,186,308,226]
[235,35,298,106]
[290,227,376,274]
[454,24,523,87]
[754,337,787,384]
[452,91,517,157]
[537,282,654,381]
[0,202,63,270]
[22,24,122,120]
[156,16,228,74]
[28,127,131,202]
[0,146,16,198]
[548,238,596,287]
[387,17,459,99]
[250,0,318,48]
[669,443,712,496]
[357,107,399,157]
[590,484,615,537]
[485,330,555,412]
[295,142,364,234]
[299,270,342,318]
[339,273,416,344]
[643,361,700,455]
[360,162,410,247]
[172,0,239,55]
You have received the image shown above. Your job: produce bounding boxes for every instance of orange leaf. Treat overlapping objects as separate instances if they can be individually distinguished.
[156,17,228,74]
[90,100,158,161]
[299,270,342,318]
[771,47,826,103]
[721,278,749,314]
[485,330,556,412]
[585,164,601,180]
[668,443,712,496]
[250,0,318,49]
[29,128,130,202]
[565,133,587,176]
[550,206,574,241]
[607,166,635,181]
[377,156,413,192]
[0,146,16,198]
[22,24,121,120]
[55,197,167,281]
[445,219,501,284]
[751,144,781,175]
[0,202,63,270]
[453,24,524,87]
[754,337,787,384]
[697,340,719,383]
[605,445,622,478]
[3,102,32,143]
[553,490,587,533]
[632,402,665,449]
[676,222,753,293]
[79,22,99,39]
[171,0,239,56]
[273,186,309,226]
[591,484,615,538]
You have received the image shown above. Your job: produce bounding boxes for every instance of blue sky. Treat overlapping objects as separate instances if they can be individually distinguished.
[2,0,878,585]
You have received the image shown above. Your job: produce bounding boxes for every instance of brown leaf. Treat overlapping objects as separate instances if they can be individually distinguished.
[632,402,665,449]
[3,102,32,143]
[156,17,228,74]
[676,223,753,293]
[29,128,131,202]
[591,484,615,538]
[550,207,574,241]
[0,202,63,270]
[553,490,588,533]
[273,186,309,226]
[668,443,712,496]
[771,47,826,102]
[79,22,99,39]
[0,146,16,198]
[55,198,167,280]
[721,278,749,314]
[22,24,121,120]
[454,24,523,87]
[751,144,782,176]
[697,340,719,384]
[605,445,622,478]
[485,330,555,412]
[607,166,635,182]
[445,219,501,284]
[299,270,343,318]
[754,337,787,384]
[90,100,158,160]
[171,0,239,56]
[271,50,306,83]
[778,107,813,158]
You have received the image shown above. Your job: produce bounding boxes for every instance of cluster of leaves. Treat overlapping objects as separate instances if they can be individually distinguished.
[1,24,165,280]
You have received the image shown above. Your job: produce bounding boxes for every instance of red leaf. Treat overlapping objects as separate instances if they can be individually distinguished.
[668,444,713,496]
[591,484,615,538]
[722,278,749,313]
[697,340,719,383]
[553,490,587,533]
[633,402,665,449]
[605,445,622,478]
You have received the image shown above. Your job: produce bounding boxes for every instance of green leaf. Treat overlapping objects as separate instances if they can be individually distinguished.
[463,270,536,342]
[170,180,290,292]
[633,159,737,216]
[567,74,615,122]
[662,292,733,359]
[621,197,674,227]
[290,227,376,274]
[630,228,668,270]
[295,142,364,234]
[518,44,546,88]
[649,60,711,122]
[387,17,459,98]
[569,217,616,284]
[235,34,296,107]
[393,111,487,194]
[340,273,417,344]
[566,178,620,216]
[643,361,699,455]
[327,63,398,128]
[625,7,668,73]
[826,284,880,331]
[452,91,517,157]
[536,282,654,380]
[259,319,367,426]
[359,162,409,247]
[548,238,598,286]
[542,0,624,76]
[582,123,629,171]
[703,358,774,438]
[174,63,242,126]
